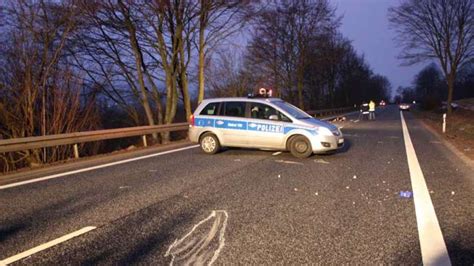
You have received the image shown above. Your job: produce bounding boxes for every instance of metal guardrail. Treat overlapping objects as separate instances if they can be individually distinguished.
[0,106,354,158]
[306,106,355,117]
[0,123,189,157]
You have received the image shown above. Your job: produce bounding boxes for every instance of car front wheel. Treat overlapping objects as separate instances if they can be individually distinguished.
[289,135,312,158]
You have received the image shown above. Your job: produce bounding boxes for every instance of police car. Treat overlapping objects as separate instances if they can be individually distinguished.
[188,94,344,158]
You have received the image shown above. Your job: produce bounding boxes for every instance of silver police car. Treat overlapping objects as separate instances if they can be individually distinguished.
[188,97,344,158]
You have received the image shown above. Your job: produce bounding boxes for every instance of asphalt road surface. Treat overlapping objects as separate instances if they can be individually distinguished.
[0,105,473,265]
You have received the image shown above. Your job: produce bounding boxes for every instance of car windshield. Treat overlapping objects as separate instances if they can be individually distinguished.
[272,101,311,119]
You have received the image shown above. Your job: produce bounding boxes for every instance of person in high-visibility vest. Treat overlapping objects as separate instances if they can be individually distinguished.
[369,100,376,120]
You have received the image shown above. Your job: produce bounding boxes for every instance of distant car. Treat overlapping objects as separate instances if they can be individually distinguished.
[399,103,410,111]
[379,100,386,106]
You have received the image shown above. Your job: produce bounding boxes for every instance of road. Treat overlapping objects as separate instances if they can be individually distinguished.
[0,105,473,265]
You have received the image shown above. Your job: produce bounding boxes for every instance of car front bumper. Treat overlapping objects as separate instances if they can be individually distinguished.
[310,134,344,153]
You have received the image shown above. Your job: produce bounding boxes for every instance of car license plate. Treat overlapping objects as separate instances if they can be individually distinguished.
[338,138,344,144]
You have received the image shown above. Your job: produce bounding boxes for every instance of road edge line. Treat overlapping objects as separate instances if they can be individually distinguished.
[0,226,96,265]
[0,145,199,190]
[400,111,451,266]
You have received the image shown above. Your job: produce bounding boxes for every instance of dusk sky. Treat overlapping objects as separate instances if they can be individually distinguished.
[334,0,426,96]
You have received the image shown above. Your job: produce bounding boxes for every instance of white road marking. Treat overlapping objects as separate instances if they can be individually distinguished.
[275,159,304,165]
[0,145,199,190]
[165,210,228,266]
[272,151,282,156]
[0,226,96,265]
[314,159,330,164]
[400,111,451,266]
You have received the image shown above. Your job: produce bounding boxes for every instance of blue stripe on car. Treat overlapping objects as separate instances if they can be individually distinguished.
[195,117,316,135]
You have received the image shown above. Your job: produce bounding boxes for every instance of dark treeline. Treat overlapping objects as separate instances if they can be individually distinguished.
[0,0,390,171]
[396,62,474,109]
[389,0,474,114]
[206,0,391,110]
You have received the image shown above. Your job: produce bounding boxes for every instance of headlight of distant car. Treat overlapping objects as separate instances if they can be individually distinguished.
[317,127,333,136]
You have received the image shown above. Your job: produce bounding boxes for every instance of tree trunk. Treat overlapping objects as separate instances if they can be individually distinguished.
[179,70,192,121]
[163,75,178,144]
[148,78,163,125]
[446,73,455,115]
[197,27,206,104]
[178,30,192,121]
[122,5,157,139]
[297,66,304,110]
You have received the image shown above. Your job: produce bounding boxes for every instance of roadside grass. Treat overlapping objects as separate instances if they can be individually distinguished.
[413,107,474,160]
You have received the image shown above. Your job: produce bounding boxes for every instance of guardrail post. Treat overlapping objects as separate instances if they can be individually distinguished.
[73,144,79,159]
[142,135,148,147]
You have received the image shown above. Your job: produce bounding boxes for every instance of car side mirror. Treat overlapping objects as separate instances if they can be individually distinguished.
[269,115,279,121]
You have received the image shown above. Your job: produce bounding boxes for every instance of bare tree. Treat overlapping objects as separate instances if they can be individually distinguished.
[389,0,474,114]
[74,0,161,135]
[245,1,390,109]
[117,0,158,133]
[0,0,100,170]
[141,1,183,129]
[247,0,338,108]
[196,0,251,104]
[206,49,254,97]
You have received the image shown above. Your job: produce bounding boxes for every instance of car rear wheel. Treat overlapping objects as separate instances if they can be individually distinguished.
[289,135,312,158]
[200,133,220,154]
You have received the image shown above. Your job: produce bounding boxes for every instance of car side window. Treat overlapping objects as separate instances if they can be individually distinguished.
[200,102,220,116]
[223,102,246,117]
[280,113,291,122]
[249,103,291,122]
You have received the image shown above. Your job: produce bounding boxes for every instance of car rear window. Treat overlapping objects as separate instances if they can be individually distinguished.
[200,102,220,116]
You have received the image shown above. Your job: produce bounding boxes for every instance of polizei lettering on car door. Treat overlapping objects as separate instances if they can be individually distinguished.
[248,123,283,133]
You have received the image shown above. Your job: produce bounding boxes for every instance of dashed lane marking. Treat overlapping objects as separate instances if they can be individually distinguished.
[400,111,451,266]
[0,145,199,190]
[0,226,96,265]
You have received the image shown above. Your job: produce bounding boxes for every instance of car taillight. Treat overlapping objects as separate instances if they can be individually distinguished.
[189,115,195,126]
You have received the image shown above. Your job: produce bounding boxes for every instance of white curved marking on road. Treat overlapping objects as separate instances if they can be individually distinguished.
[165,210,228,266]
[0,226,96,265]
[0,145,199,190]
[400,111,451,266]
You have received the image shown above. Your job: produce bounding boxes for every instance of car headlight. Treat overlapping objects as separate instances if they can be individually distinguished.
[317,127,333,136]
